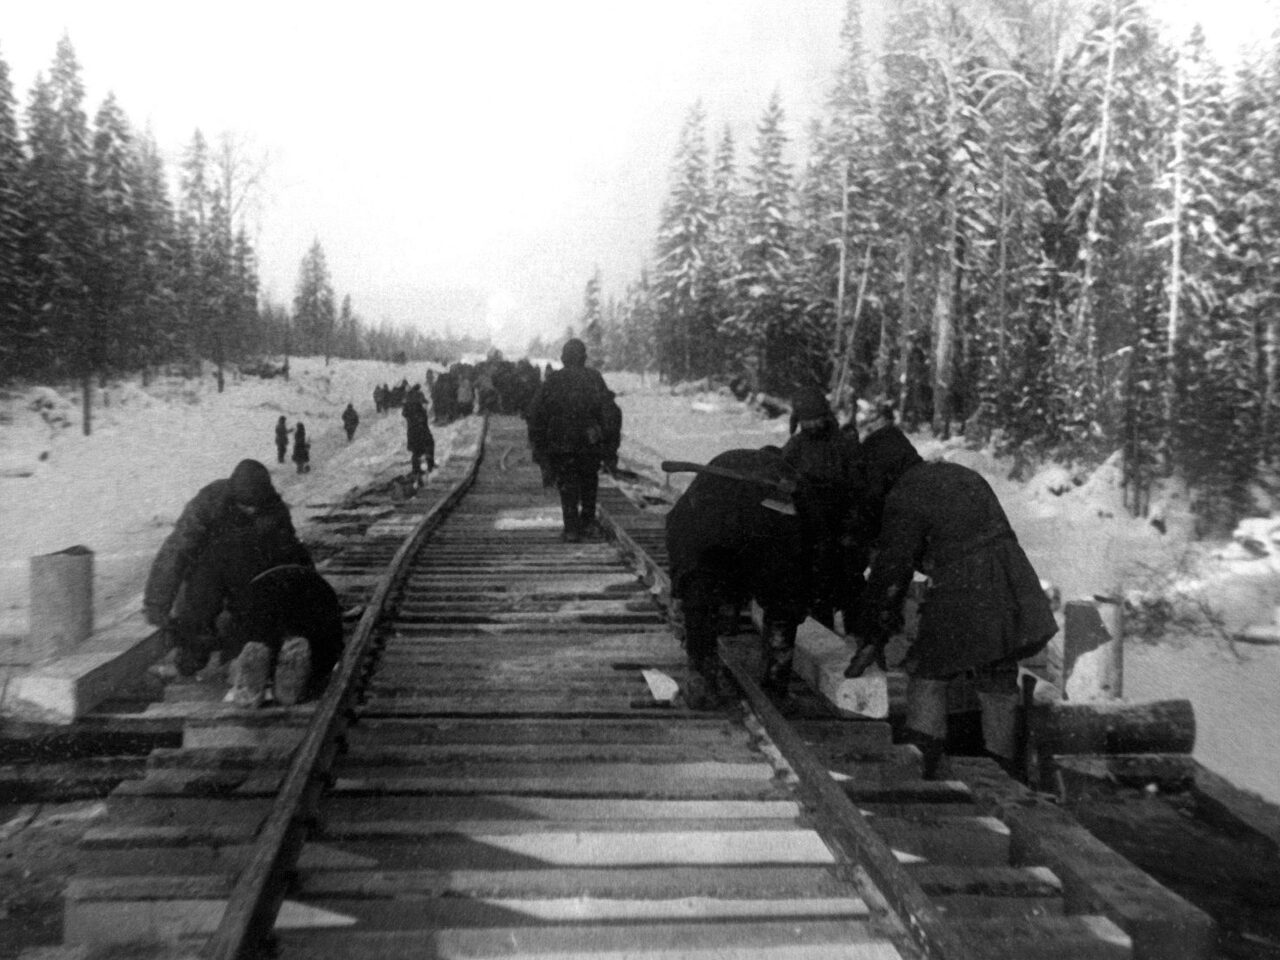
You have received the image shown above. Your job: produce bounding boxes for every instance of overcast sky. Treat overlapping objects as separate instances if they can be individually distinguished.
[2,1,1273,354]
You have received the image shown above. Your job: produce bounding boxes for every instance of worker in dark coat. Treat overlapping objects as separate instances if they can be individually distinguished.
[781,387,865,632]
[845,424,1058,777]
[232,562,344,705]
[403,385,435,476]
[292,422,310,473]
[342,403,359,441]
[274,416,289,464]
[665,447,808,709]
[431,371,455,423]
[177,524,340,705]
[143,460,307,676]
[526,338,620,541]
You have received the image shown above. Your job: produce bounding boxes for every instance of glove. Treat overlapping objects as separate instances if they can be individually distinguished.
[844,639,886,678]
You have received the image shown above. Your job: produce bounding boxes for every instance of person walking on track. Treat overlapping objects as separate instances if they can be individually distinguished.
[526,338,620,542]
[403,384,435,478]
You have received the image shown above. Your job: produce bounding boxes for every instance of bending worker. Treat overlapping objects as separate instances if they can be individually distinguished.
[844,422,1057,779]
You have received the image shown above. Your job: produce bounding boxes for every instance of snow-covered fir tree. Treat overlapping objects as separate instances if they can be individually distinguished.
[0,48,25,379]
[726,91,805,394]
[22,36,92,390]
[293,239,336,362]
[85,92,136,420]
[654,103,712,382]
[581,266,604,361]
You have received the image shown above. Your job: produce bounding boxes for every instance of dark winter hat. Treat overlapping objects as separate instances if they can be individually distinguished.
[792,387,832,423]
[228,459,276,507]
[561,338,588,367]
[859,425,922,490]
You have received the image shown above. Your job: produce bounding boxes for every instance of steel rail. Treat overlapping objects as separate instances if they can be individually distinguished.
[201,418,490,960]
[718,637,973,960]
[598,498,968,958]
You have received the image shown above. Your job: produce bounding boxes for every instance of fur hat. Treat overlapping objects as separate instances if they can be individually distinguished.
[859,425,922,492]
[791,387,832,423]
[228,459,276,506]
[561,338,588,367]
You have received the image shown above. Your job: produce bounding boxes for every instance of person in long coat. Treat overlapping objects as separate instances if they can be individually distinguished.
[845,424,1058,778]
[342,403,360,441]
[403,386,435,476]
[292,422,310,473]
[274,416,289,464]
[525,338,620,541]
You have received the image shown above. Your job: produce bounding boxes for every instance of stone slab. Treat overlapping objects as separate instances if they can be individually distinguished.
[0,608,165,723]
[750,605,889,719]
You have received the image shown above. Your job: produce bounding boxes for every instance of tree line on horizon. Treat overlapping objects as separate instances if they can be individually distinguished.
[0,35,485,430]
[582,0,1280,534]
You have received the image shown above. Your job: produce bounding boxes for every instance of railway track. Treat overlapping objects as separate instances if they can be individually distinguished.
[15,415,1212,960]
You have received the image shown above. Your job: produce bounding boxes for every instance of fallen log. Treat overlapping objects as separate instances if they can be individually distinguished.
[1031,698,1195,756]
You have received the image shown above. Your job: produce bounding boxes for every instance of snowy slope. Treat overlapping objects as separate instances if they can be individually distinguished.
[2,361,1278,806]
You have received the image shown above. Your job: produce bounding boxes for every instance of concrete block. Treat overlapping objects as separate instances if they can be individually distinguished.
[28,545,94,660]
[749,604,888,718]
[794,618,889,719]
[0,607,165,723]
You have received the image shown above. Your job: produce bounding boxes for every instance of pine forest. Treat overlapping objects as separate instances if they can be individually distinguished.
[4,2,1280,534]
[584,0,1280,535]
[0,37,482,422]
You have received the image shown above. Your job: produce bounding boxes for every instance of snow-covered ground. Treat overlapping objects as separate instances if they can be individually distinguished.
[2,360,1278,808]
[0,357,465,645]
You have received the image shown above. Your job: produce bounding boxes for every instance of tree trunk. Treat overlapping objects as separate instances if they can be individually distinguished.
[994,155,1010,394]
[1166,46,1185,446]
[1264,316,1280,466]
[215,331,225,393]
[1031,698,1195,756]
[834,246,871,406]
[81,372,92,437]
[1075,0,1120,376]
[896,235,916,417]
[932,199,959,439]
[829,162,850,395]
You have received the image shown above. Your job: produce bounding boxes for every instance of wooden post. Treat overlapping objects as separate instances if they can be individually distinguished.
[1062,596,1124,702]
[28,545,94,661]
[1098,593,1124,699]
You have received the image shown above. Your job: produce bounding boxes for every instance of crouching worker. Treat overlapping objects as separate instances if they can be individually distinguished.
[143,459,304,676]
[171,524,343,706]
[224,559,344,706]
[665,447,809,710]
[844,424,1057,779]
